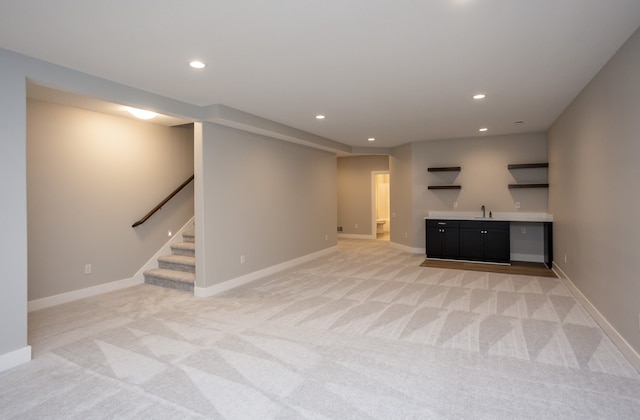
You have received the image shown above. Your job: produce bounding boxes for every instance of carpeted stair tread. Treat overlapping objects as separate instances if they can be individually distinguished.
[158,254,195,265]
[144,268,195,283]
[182,229,195,243]
[170,242,195,256]
[158,254,195,273]
[143,223,196,292]
[144,268,195,292]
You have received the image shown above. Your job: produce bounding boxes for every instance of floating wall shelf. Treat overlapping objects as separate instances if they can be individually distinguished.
[428,166,461,172]
[508,183,549,189]
[428,185,462,190]
[507,163,548,170]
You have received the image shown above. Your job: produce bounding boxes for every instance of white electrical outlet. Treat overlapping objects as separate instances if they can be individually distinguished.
[404,232,408,238]
[453,201,458,208]
[325,234,328,241]
[355,224,358,229]
[521,227,526,234]
[240,255,245,264]
[84,264,92,274]
[564,254,567,263]
[515,201,521,209]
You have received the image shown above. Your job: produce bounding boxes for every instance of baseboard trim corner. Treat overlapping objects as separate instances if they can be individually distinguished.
[28,276,143,312]
[553,262,640,373]
[0,346,31,373]
[195,245,338,298]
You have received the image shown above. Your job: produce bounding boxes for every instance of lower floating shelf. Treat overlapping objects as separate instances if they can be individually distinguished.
[428,185,462,190]
[508,183,549,189]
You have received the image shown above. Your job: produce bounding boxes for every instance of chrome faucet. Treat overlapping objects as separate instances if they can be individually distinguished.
[481,205,485,218]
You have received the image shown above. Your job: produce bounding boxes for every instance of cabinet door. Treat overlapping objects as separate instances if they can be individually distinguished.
[459,228,484,261]
[442,228,460,258]
[426,220,460,259]
[426,226,443,258]
[484,228,510,263]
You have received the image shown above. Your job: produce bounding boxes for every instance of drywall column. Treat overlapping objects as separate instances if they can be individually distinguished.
[193,122,206,289]
[389,143,414,249]
[0,51,30,370]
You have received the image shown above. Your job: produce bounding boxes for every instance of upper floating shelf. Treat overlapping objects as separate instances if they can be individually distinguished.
[428,185,462,190]
[428,166,461,172]
[508,163,548,169]
[508,183,549,189]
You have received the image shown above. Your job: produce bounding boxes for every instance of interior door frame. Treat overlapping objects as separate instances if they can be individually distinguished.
[371,170,390,238]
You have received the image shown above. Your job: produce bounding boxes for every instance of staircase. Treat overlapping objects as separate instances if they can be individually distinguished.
[143,228,195,292]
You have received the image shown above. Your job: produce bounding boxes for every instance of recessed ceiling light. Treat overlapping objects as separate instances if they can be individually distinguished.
[473,94,486,100]
[189,60,206,69]
[315,115,326,120]
[368,138,375,142]
[126,107,157,120]
[479,127,488,132]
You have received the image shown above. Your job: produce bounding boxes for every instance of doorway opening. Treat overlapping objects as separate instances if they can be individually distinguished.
[372,171,390,241]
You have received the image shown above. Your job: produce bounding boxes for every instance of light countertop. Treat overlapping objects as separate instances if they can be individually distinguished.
[425,211,553,222]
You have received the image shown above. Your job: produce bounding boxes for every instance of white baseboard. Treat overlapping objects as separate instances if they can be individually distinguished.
[195,246,338,298]
[511,253,544,263]
[28,276,142,312]
[0,346,31,373]
[389,242,424,255]
[132,216,195,284]
[553,263,640,373]
[337,233,375,240]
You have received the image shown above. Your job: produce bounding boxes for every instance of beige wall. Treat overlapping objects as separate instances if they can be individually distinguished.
[337,155,389,236]
[409,133,548,249]
[198,122,337,288]
[27,100,194,300]
[548,27,640,354]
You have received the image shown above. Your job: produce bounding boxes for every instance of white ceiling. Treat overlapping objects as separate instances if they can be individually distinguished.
[2,0,640,148]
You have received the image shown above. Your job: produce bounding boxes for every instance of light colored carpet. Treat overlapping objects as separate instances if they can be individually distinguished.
[3,239,639,419]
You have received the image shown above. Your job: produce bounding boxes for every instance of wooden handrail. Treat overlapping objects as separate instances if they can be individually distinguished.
[132,175,194,228]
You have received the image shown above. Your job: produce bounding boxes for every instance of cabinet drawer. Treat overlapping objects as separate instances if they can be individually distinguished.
[426,220,459,229]
[459,220,509,230]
